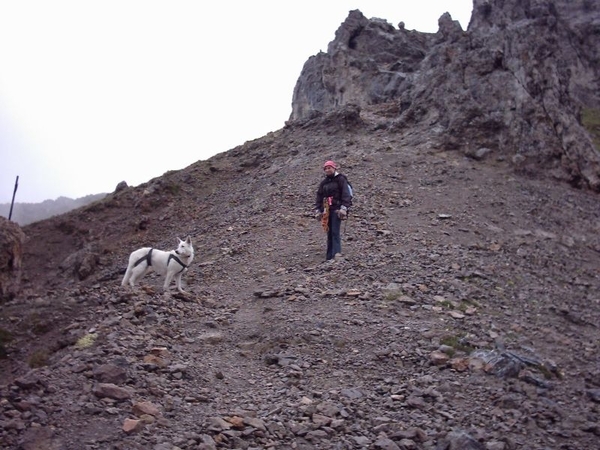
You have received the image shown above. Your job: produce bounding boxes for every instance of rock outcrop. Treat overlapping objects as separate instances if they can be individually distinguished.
[290,0,600,191]
[0,217,25,302]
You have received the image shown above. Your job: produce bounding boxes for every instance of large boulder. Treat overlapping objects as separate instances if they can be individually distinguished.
[0,216,25,302]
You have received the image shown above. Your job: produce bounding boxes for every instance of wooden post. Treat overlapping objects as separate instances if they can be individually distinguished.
[8,176,19,221]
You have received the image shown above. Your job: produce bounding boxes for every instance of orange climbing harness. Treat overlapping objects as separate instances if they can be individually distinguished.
[321,198,330,233]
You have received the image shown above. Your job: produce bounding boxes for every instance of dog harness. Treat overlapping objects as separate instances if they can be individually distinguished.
[134,248,153,267]
[168,254,188,273]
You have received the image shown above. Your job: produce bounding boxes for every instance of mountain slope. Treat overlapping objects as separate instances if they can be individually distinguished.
[0,107,599,449]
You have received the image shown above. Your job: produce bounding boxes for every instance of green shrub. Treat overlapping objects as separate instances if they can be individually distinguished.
[582,107,600,149]
[75,333,97,349]
[440,334,474,354]
[28,349,49,368]
[0,328,13,358]
[384,290,401,301]
[27,313,52,335]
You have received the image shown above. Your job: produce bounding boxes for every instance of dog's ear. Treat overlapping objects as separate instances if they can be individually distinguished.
[185,235,192,245]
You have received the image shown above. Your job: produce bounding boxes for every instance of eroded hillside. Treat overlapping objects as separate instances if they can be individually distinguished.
[0,106,599,449]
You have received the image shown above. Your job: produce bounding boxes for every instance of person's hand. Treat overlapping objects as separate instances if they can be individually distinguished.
[337,208,347,220]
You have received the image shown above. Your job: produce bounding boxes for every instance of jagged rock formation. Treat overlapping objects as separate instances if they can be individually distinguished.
[0,217,25,302]
[291,0,600,191]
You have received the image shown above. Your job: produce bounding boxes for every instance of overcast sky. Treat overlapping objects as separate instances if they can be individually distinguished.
[0,0,472,204]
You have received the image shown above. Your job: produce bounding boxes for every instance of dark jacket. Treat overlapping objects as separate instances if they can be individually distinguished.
[315,173,352,212]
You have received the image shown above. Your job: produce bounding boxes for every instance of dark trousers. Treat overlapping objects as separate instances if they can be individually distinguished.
[326,210,342,260]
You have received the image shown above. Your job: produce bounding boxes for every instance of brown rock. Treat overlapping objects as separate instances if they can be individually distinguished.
[226,416,245,429]
[132,401,161,417]
[92,383,132,401]
[430,350,450,366]
[0,216,25,302]
[122,418,144,434]
[93,364,128,384]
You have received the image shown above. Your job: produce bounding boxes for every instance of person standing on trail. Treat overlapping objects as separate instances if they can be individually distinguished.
[314,160,352,260]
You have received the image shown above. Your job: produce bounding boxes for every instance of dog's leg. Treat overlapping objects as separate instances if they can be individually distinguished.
[175,273,185,293]
[163,271,175,292]
[129,265,149,288]
[121,264,133,287]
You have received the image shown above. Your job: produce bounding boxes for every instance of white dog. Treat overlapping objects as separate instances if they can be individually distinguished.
[121,236,194,293]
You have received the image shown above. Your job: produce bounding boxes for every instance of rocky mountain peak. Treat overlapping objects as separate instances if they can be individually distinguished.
[291,0,600,191]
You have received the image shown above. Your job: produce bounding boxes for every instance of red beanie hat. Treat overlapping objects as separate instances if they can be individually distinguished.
[323,160,337,169]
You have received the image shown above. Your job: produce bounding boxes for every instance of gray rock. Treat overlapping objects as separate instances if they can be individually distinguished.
[374,437,401,450]
[92,383,132,401]
[437,431,484,450]
[92,363,128,384]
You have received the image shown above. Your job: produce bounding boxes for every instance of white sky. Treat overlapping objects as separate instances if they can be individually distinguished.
[0,0,472,204]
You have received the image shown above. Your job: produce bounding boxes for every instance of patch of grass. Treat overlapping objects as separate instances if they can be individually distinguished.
[162,181,181,195]
[438,300,455,309]
[440,334,474,354]
[333,338,348,349]
[384,291,401,301]
[55,220,77,235]
[27,313,53,335]
[75,333,98,349]
[457,299,480,312]
[28,349,49,368]
[525,359,563,380]
[0,328,13,358]
[582,107,600,149]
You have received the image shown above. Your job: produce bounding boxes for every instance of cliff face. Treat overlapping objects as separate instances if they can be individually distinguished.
[290,1,600,191]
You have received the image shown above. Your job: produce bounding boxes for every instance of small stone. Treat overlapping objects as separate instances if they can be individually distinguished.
[143,355,169,368]
[206,417,231,431]
[227,416,245,429]
[374,437,401,450]
[354,436,371,446]
[198,332,224,344]
[92,383,132,401]
[398,295,417,305]
[244,417,266,431]
[92,364,127,384]
[312,413,332,427]
[341,388,363,399]
[132,401,160,417]
[430,351,450,366]
[122,418,144,434]
[450,357,470,372]
[300,396,313,405]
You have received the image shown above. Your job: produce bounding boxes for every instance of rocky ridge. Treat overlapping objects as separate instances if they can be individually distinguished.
[0,193,108,227]
[291,0,600,191]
